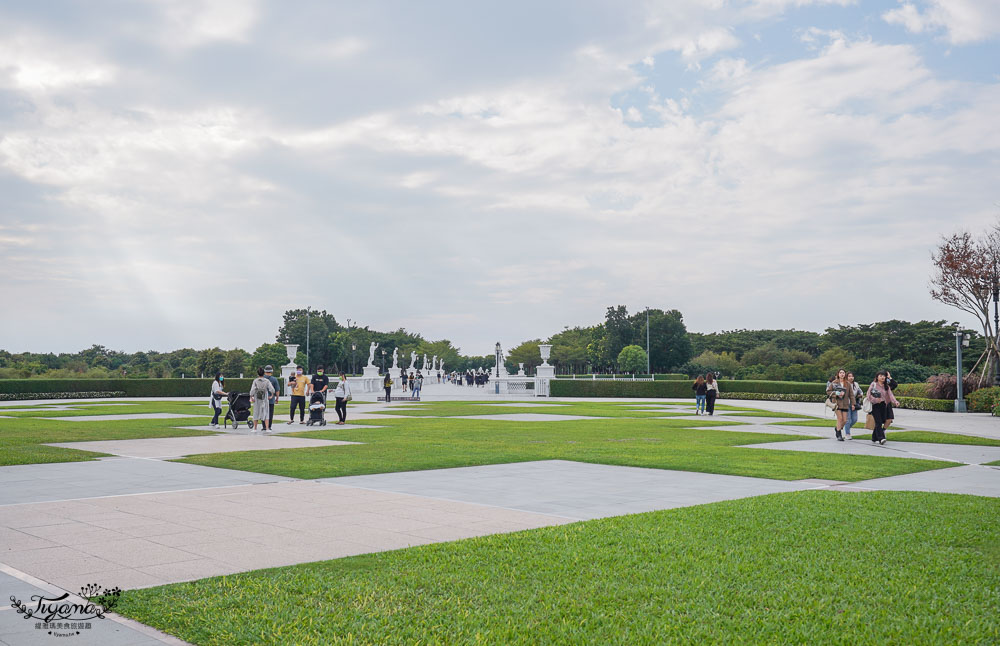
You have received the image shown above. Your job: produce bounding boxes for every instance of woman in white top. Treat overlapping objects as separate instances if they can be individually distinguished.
[210,373,227,429]
[705,373,720,415]
[333,373,351,425]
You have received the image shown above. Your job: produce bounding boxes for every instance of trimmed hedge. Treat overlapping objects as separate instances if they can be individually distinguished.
[893,383,932,398]
[719,393,825,403]
[894,396,955,412]
[654,374,687,380]
[0,391,125,401]
[0,378,260,398]
[549,379,826,398]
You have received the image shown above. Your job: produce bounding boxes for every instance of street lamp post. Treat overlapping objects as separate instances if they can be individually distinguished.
[351,344,356,377]
[645,307,650,375]
[380,349,386,374]
[955,328,970,413]
[306,306,311,373]
[993,265,999,386]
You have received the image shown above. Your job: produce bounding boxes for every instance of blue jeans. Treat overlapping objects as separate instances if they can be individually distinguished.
[844,408,858,436]
[695,394,706,413]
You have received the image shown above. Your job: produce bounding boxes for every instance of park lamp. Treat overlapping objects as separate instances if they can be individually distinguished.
[495,342,501,378]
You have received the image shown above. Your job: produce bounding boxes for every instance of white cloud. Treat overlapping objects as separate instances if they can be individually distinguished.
[148,0,261,47]
[883,0,1000,44]
[0,32,115,91]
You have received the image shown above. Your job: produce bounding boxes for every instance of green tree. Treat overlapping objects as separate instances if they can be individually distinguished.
[617,345,648,374]
[222,349,251,377]
[631,309,692,371]
[196,348,225,378]
[277,309,342,370]
[252,343,291,374]
[506,340,542,373]
[548,326,595,374]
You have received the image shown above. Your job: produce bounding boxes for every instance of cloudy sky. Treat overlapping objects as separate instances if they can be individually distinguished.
[2,0,998,355]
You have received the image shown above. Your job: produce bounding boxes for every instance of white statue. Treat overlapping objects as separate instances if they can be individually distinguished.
[432,355,438,371]
[423,353,429,370]
[410,350,417,370]
[391,347,399,370]
[367,341,378,367]
[439,360,444,373]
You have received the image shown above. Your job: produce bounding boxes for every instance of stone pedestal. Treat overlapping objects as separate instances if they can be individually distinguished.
[535,364,555,379]
[362,365,381,379]
[281,344,299,396]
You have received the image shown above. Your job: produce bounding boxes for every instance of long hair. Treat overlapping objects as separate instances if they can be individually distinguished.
[705,373,715,385]
[214,372,222,385]
[874,370,888,384]
[694,375,705,386]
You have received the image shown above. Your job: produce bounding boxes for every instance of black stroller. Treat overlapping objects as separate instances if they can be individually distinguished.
[224,392,253,429]
[306,392,327,426]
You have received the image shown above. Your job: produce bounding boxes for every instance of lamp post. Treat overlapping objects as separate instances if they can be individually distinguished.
[380,349,386,374]
[955,328,970,413]
[993,264,999,386]
[495,342,501,378]
[351,344,356,377]
[645,306,650,375]
[305,306,311,373]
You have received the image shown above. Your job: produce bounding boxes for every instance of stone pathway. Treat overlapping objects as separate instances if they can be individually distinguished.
[324,460,820,520]
[45,436,360,460]
[743,439,1000,465]
[837,464,1000,497]
[38,414,202,422]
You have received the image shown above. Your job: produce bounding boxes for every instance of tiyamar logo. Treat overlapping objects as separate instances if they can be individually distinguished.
[10,583,122,638]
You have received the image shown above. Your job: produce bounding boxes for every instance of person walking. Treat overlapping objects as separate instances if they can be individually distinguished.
[264,365,279,430]
[399,368,408,392]
[884,370,898,430]
[310,365,330,405]
[705,373,720,415]
[843,371,862,440]
[209,373,227,428]
[412,371,423,398]
[333,373,351,425]
[249,367,275,433]
[826,369,851,441]
[866,370,899,445]
[287,366,310,425]
[383,373,393,403]
[692,375,707,415]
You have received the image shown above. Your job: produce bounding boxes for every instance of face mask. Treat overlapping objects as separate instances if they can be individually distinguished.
[297,370,303,375]
[318,371,324,376]
[219,377,224,382]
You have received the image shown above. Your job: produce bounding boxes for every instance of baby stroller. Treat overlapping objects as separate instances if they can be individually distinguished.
[225,392,252,430]
[306,392,327,426]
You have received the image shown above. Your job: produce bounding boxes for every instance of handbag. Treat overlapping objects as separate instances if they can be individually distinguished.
[862,397,873,414]
[865,414,876,431]
[824,397,836,411]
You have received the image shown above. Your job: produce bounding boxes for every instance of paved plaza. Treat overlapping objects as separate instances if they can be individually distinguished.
[1,388,998,645]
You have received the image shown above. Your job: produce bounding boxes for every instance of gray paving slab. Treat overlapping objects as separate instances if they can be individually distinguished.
[742,439,1000,464]
[841,464,1000,497]
[174,423,381,434]
[695,424,824,437]
[44,436,361,459]
[0,459,291,505]
[37,414,201,422]
[448,413,604,422]
[0,481,569,592]
[322,460,817,520]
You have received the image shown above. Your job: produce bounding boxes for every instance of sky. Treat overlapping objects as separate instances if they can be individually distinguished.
[1,0,999,355]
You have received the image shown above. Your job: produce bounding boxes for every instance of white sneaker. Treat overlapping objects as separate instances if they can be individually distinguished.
[880,439,886,445]
[845,434,852,440]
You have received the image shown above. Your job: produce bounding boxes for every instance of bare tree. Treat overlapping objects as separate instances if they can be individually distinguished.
[930,222,1000,386]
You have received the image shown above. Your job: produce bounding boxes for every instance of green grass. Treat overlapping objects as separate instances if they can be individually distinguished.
[0,408,218,466]
[174,416,954,482]
[374,401,687,418]
[115,490,1000,646]
[777,421,1000,446]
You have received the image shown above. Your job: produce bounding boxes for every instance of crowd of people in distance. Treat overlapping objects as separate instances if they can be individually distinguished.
[446,369,492,387]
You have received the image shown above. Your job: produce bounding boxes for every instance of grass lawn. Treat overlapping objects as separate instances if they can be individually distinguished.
[115,490,1000,646]
[0,406,218,466]
[374,401,689,418]
[174,416,955,482]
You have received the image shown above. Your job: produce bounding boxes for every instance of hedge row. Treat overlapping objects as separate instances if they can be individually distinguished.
[549,379,826,398]
[894,396,955,412]
[966,387,1000,413]
[0,378,259,397]
[893,383,932,398]
[555,374,687,380]
[0,391,126,401]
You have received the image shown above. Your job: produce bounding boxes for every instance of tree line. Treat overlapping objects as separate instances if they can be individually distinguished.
[0,308,982,383]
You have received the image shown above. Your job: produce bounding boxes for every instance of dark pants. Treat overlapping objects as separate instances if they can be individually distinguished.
[290,395,305,421]
[384,387,391,402]
[335,397,347,422]
[268,401,275,427]
[211,406,221,425]
[706,391,717,415]
[871,402,888,442]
